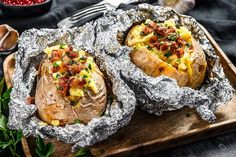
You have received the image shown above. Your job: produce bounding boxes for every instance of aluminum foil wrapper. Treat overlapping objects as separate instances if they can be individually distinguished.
[8,26,136,151]
[7,3,234,151]
[92,3,234,122]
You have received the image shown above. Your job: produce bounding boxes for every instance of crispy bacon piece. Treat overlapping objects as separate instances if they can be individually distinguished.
[175,48,185,58]
[149,35,158,43]
[50,50,63,62]
[142,26,153,35]
[176,37,186,47]
[69,78,86,89]
[155,27,166,36]
[160,43,169,51]
[58,77,70,97]
[68,51,78,58]
[52,66,60,73]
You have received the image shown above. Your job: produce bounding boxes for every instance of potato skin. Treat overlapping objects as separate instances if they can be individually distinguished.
[186,39,207,89]
[126,25,207,89]
[35,59,107,125]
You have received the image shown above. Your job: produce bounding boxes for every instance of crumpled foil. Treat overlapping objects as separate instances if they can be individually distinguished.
[8,26,137,151]
[8,4,234,151]
[92,4,234,122]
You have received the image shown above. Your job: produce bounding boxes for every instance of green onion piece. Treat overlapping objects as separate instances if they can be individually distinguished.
[146,45,152,50]
[59,44,65,49]
[186,43,191,47]
[167,35,177,41]
[164,51,172,58]
[88,64,92,70]
[56,73,60,79]
[83,75,88,79]
[53,62,59,68]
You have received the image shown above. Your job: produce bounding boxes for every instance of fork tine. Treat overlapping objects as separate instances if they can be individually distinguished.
[70,7,107,21]
[71,10,105,25]
[71,3,106,19]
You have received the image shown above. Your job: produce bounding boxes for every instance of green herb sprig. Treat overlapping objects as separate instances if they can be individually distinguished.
[75,148,91,157]
[35,135,54,157]
[0,78,23,157]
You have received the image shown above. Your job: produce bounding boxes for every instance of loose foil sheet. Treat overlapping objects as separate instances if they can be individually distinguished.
[8,4,234,151]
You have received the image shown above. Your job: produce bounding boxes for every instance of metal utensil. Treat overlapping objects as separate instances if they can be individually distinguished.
[57,0,144,28]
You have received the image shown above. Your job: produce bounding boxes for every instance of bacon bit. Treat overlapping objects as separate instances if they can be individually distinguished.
[69,78,86,88]
[148,21,157,29]
[170,42,179,52]
[175,48,185,58]
[172,42,179,48]
[149,35,158,43]
[68,51,78,58]
[165,28,176,34]
[58,78,69,97]
[142,26,153,35]
[52,66,60,73]
[155,27,166,36]
[176,37,185,46]
[149,42,159,49]
[189,45,194,50]
[68,45,73,51]
[50,50,63,62]
[73,64,85,73]
[160,43,169,51]
[26,96,35,104]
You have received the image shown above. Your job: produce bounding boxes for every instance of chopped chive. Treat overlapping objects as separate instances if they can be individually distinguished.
[80,56,85,61]
[186,43,191,47]
[83,75,88,79]
[56,73,60,79]
[53,62,59,68]
[167,35,177,41]
[88,64,92,70]
[60,44,65,49]
[146,45,152,50]
[164,51,172,58]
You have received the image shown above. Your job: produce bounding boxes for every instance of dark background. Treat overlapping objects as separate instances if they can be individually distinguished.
[1,0,236,156]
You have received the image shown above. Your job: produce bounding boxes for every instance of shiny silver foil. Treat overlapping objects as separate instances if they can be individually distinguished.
[8,4,234,151]
[93,4,234,122]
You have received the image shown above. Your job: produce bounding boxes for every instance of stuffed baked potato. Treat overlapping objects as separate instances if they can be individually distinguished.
[125,19,207,89]
[35,45,107,126]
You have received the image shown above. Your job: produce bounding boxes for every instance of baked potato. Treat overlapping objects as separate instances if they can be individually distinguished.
[35,45,107,126]
[125,19,207,89]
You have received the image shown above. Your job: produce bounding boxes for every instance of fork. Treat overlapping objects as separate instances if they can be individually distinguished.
[57,0,143,28]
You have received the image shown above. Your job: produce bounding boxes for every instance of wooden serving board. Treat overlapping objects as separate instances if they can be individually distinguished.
[3,25,236,157]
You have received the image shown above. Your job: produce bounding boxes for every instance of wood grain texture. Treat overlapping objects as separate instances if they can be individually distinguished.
[3,26,236,157]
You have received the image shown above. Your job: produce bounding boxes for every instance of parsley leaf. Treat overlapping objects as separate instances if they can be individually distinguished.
[0,78,23,157]
[75,148,91,157]
[36,135,54,157]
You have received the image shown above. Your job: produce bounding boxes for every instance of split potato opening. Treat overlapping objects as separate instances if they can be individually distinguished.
[33,45,108,126]
[124,19,207,89]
